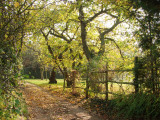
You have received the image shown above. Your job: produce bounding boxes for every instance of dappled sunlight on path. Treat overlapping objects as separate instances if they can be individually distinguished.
[22,83,103,120]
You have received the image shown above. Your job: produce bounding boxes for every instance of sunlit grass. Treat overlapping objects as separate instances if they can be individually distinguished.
[24,79,64,86]
[24,79,69,94]
[24,79,135,100]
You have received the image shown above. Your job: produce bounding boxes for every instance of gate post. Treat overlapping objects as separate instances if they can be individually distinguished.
[105,62,109,101]
[86,64,89,99]
[134,56,139,93]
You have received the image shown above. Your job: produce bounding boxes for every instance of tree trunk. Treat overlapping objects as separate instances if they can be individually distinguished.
[63,68,72,88]
[49,67,57,84]
[71,70,77,94]
[65,72,72,88]
[45,70,48,80]
[67,78,73,88]
[79,5,92,61]
[40,68,44,80]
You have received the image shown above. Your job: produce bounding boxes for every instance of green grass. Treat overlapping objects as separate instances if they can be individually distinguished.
[24,79,64,86]
[24,79,135,100]
[24,79,70,94]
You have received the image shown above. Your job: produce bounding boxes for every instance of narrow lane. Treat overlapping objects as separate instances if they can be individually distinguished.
[22,83,103,120]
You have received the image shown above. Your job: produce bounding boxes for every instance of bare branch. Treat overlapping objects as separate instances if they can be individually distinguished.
[40,29,48,40]
[86,9,110,23]
[106,12,118,18]
[50,28,70,42]
[73,26,79,39]
[105,37,124,59]
[102,18,124,36]
[61,21,69,35]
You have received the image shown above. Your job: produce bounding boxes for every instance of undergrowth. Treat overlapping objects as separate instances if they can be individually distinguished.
[0,89,28,120]
[89,93,160,120]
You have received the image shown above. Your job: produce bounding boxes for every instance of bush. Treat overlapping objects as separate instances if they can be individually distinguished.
[31,76,35,79]
[0,90,28,119]
[89,93,160,120]
[23,74,30,79]
[111,93,160,120]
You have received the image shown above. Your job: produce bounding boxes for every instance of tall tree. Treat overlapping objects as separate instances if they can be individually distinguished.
[131,0,160,94]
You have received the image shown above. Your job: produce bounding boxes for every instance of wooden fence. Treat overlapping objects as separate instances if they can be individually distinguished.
[85,69,135,100]
[74,57,160,100]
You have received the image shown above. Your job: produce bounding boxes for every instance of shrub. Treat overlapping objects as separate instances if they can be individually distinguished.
[0,90,28,119]
[89,93,160,120]
[111,93,160,120]
[23,74,30,79]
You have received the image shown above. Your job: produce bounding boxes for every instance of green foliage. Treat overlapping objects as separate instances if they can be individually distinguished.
[111,93,160,119]
[132,0,160,14]
[0,90,28,119]
[89,93,160,119]
[0,42,24,119]
[133,0,160,94]
[0,0,39,119]
[23,74,30,79]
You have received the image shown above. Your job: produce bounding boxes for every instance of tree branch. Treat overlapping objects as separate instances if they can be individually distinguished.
[86,9,110,23]
[106,12,118,18]
[102,18,124,36]
[105,37,124,59]
[50,28,70,42]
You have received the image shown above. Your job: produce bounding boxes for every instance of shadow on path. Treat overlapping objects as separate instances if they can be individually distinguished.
[22,83,103,120]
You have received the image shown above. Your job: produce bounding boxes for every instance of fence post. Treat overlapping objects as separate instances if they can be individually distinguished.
[86,65,89,99]
[134,56,139,93]
[105,62,109,101]
[72,70,76,94]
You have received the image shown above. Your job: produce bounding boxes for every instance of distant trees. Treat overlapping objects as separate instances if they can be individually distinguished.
[22,48,40,78]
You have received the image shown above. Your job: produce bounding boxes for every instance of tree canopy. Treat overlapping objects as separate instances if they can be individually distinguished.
[0,0,160,119]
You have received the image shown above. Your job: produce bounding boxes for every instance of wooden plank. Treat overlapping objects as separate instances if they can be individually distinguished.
[91,69,133,73]
[105,63,109,101]
[87,80,160,85]
[109,81,134,85]
[88,80,134,85]
[75,87,85,89]
[134,56,139,93]
[86,65,89,99]
[87,90,121,96]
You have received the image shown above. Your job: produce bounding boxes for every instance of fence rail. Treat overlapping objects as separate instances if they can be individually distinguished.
[73,57,160,99]
[91,80,134,85]
[73,67,136,100]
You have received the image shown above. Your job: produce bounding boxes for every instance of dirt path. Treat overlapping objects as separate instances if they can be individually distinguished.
[22,83,103,120]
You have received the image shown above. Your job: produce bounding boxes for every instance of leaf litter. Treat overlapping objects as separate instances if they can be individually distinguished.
[22,83,104,120]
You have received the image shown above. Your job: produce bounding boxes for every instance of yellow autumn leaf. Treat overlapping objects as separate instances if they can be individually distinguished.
[5,34,8,38]
[102,0,107,3]
[0,101,4,108]
[14,2,20,8]
[129,6,133,11]
[116,0,120,2]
